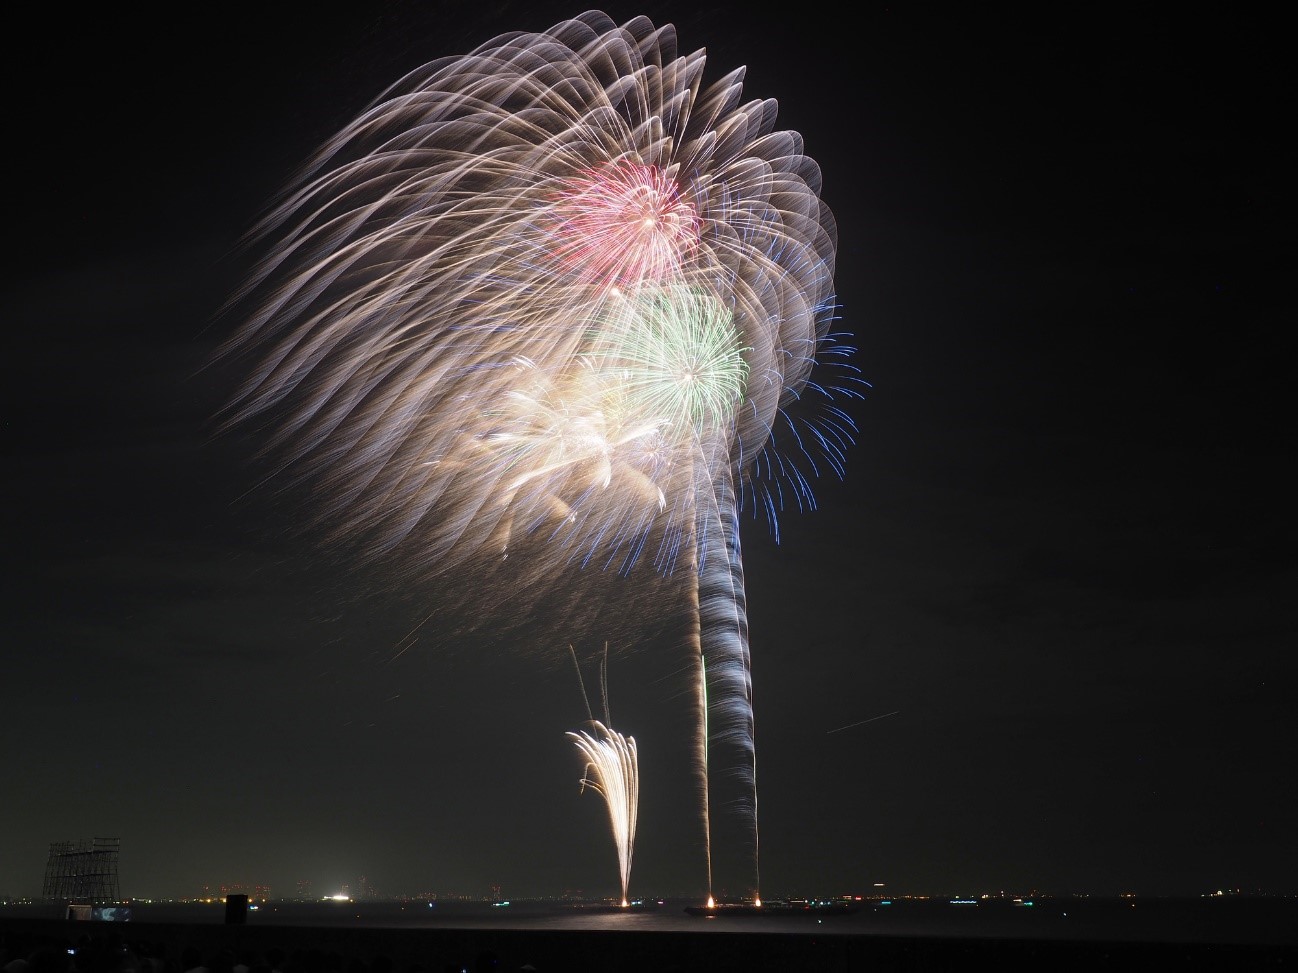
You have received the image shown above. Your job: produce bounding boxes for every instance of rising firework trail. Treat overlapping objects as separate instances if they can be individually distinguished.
[219,11,859,902]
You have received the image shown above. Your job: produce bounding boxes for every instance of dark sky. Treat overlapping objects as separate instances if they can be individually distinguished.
[3,3,1292,902]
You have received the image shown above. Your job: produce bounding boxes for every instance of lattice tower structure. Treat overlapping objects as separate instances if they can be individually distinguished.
[41,837,120,902]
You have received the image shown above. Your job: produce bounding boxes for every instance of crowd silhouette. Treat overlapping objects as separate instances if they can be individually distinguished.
[0,932,520,973]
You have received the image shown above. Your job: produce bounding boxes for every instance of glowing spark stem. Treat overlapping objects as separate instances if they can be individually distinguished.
[683,521,713,905]
[698,472,760,901]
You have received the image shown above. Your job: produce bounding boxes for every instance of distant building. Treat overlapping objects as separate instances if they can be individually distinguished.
[214,883,270,902]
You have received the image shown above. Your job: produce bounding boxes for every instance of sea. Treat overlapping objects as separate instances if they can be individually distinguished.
[5,895,1293,945]
[4,897,1295,972]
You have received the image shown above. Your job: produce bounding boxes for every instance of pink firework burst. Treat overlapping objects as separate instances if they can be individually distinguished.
[549,162,701,287]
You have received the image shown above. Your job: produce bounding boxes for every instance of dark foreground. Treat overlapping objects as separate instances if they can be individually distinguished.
[2,910,1294,973]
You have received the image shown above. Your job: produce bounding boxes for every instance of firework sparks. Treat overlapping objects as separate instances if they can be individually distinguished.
[221,11,857,902]
[550,162,701,287]
[568,645,640,906]
[567,723,640,907]
[592,285,750,441]
[219,12,851,577]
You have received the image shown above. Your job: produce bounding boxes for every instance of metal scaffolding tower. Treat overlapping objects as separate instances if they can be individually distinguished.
[41,838,120,903]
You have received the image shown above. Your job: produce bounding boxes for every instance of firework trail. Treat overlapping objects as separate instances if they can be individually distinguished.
[697,470,758,895]
[220,11,858,901]
[568,646,639,906]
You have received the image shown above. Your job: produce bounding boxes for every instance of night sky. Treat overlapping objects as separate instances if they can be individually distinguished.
[4,3,1292,902]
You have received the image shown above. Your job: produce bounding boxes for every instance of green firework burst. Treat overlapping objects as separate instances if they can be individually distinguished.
[590,286,750,442]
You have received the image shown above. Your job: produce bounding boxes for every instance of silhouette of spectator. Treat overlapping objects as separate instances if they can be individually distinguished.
[27,946,73,973]
[180,946,206,973]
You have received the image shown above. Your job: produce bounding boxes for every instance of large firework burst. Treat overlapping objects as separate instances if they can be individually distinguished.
[221,10,858,902]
